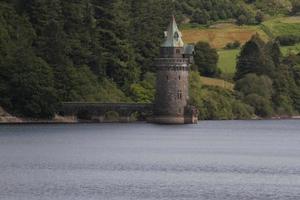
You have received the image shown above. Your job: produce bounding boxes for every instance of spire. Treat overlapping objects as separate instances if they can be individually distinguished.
[161,16,184,48]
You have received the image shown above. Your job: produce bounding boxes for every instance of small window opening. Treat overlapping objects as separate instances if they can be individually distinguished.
[177,90,183,100]
[176,49,181,54]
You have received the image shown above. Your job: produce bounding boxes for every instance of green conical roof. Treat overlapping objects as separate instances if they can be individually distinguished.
[162,16,184,48]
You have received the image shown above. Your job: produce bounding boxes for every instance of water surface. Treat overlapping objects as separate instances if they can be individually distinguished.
[0,120,300,200]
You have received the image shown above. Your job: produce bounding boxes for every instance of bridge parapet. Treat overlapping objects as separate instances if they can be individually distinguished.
[59,102,153,122]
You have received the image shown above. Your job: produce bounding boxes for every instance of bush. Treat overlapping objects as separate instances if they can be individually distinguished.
[232,100,255,120]
[237,15,247,25]
[276,35,300,46]
[255,10,265,24]
[273,95,295,115]
[244,94,273,117]
[129,72,156,103]
[104,111,120,121]
[96,78,131,103]
[225,41,241,49]
[235,74,273,99]
[291,1,300,15]
[189,72,254,120]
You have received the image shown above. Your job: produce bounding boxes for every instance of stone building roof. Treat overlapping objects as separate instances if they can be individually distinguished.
[184,44,194,55]
[161,16,184,48]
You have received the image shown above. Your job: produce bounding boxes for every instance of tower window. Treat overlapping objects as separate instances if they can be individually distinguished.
[176,49,180,54]
[177,90,183,100]
[179,75,181,80]
[166,75,169,80]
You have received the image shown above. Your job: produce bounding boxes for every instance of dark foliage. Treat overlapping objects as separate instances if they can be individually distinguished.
[193,42,220,77]
[276,35,300,46]
[235,35,300,116]
[0,0,173,117]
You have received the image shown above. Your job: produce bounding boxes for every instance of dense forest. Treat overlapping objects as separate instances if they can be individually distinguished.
[0,0,172,118]
[0,0,300,120]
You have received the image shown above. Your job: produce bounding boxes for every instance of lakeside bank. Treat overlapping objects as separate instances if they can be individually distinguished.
[1,106,300,124]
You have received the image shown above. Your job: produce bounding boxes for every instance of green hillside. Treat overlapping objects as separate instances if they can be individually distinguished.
[262,16,300,37]
[1,0,300,120]
[181,16,300,75]
[218,49,239,74]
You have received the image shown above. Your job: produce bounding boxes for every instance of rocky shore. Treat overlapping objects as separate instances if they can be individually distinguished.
[0,107,22,123]
[0,107,77,124]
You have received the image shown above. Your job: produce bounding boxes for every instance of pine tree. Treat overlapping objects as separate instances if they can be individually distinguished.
[61,0,94,67]
[92,0,140,88]
[235,34,275,80]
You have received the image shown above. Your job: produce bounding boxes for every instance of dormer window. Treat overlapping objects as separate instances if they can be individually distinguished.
[174,32,179,41]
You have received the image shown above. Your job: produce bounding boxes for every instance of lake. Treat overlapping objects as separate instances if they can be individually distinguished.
[0,120,300,200]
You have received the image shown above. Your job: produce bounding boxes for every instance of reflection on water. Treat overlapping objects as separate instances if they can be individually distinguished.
[0,120,300,200]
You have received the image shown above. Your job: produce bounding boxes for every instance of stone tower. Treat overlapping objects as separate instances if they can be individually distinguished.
[151,16,198,124]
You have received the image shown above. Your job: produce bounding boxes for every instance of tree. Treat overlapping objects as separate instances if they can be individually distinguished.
[235,73,273,100]
[129,73,156,103]
[292,1,300,15]
[255,10,265,24]
[92,0,141,88]
[237,15,247,25]
[194,41,220,77]
[0,50,58,118]
[235,73,275,117]
[129,0,173,73]
[192,10,209,24]
[244,94,273,117]
[235,34,275,80]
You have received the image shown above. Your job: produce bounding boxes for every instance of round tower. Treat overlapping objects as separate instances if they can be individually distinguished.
[151,16,197,124]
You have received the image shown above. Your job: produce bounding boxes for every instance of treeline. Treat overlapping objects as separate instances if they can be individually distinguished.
[0,0,173,118]
[1,0,299,120]
[175,0,257,25]
[235,35,300,116]
[188,36,300,119]
[277,35,300,46]
[175,0,300,25]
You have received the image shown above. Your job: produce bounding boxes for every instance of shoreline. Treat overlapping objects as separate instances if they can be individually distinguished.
[0,116,300,125]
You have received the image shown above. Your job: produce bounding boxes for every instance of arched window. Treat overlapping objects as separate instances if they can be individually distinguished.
[179,75,181,80]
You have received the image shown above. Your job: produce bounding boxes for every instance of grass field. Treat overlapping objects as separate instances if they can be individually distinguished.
[181,23,269,49]
[262,16,300,37]
[200,76,234,91]
[181,17,300,49]
[218,49,239,74]
[281,44,300,55]
[217,44,300,75]
[182,17,300,75]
